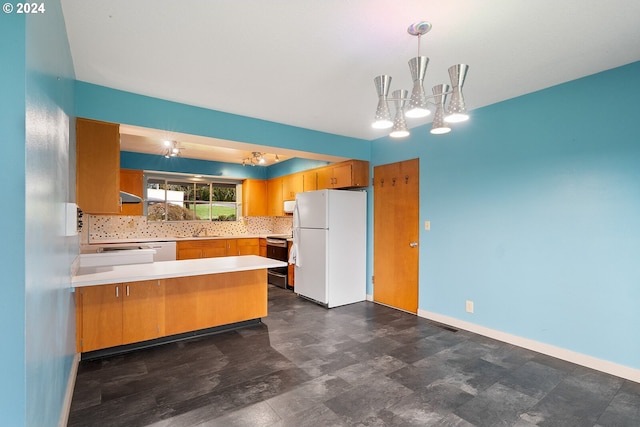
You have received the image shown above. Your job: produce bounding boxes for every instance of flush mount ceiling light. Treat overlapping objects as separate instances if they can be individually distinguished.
[372,21,470,137]
[242,152,267,167]
[163,140,183,158]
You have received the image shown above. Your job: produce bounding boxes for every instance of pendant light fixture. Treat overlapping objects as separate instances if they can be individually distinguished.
[372,21,470,137]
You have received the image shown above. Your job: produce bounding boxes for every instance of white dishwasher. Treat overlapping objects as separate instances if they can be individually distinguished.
[143,241,177,261]
[81,241,177,263]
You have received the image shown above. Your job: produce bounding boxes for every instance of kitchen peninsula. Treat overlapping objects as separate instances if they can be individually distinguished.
[72,255,286,357]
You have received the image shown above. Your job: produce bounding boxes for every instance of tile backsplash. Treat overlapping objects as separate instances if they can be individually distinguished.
[83,215,292,242]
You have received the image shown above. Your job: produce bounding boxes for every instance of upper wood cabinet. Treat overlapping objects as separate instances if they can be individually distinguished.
[303,170,317,192]
[242,179,267,217]
[240,160,369,217]
[282,172,304,201]
[317,160,369,190]
[267,177,284,216]
[119,169,144,216]
[76,118,121,214]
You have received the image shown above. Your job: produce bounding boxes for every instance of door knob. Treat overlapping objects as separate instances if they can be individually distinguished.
[409,242,418,248]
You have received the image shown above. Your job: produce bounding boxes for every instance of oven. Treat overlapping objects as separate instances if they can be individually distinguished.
[266,237,289,289]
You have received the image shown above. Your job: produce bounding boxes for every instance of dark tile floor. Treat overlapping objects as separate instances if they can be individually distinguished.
[68,286,640,427]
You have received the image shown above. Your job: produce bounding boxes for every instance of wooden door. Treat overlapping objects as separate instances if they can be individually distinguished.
[81,284,123,351]
[373,158,420,313]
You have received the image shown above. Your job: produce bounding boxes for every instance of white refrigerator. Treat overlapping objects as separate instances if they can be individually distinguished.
[292,189,366,308]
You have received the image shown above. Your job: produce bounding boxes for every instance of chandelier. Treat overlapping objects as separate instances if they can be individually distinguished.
[372,21,470,137]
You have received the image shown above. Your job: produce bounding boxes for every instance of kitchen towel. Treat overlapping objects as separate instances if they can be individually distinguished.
[288,243,300,267]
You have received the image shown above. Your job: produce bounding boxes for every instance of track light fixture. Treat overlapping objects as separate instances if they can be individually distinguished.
[163,140,182,158]
[372,21,470,137]
[242,152,267,167]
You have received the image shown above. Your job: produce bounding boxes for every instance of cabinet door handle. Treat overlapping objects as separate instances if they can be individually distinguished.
[115,286,119,298]
[126,285,130,296]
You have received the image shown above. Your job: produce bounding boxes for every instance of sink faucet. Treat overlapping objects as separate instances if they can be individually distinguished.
[193,227,205,237]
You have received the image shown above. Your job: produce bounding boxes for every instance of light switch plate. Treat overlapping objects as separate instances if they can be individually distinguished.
[424,220,431,231]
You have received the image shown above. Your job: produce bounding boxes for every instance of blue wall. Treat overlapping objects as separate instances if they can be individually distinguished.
[121,151,331,181]
[76,82,371,161]
[371,61,640,371]
[121,151,268,179]
[1,1,77,425]
[0,12,27,427]
[266,158,330,179]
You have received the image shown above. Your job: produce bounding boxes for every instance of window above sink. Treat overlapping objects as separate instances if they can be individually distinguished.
[145,172,242,222]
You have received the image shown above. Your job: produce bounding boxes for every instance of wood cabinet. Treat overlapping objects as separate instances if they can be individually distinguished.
[317,160,369,190]
[164,270,267,336]
[242,179,267,217]
[267,177,284,216]
[259,238,267,257]
[119,169,144,216]
[303,170,317,192]
[237,238,260,255]
[241,160,368,217]
[76,270,268,353]
[78,280,164,352]
[76,118,121,214]
[282,172,304,201]
[288,241,294,288]
[176,239,239,260]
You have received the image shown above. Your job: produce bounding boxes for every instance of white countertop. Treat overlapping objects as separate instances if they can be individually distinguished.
[88,234,292,244]
[71,255,287,288]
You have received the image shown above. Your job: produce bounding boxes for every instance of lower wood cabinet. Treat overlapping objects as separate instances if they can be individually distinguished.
[76,270,268,353]
[163,270,267,336]
[77,280,164,352]
[237,238,259,255]
[177,238,259,259]
[259,238,267,257]
[288,240,294,287]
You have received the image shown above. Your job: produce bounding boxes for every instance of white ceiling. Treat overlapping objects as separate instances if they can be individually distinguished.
[61,0,640,163]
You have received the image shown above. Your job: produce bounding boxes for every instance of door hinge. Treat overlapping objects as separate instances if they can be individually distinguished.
[372,275,374,284]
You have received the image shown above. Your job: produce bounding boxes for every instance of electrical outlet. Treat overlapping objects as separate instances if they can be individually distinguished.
[424,220,431,231]
[465,300,474,313]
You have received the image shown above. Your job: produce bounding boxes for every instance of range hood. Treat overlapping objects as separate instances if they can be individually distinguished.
[120,191,142,204]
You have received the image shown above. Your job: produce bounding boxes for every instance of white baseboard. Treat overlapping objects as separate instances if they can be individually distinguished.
[366,293,373,302]
[59,353,80,427]
[418,309,640,384]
